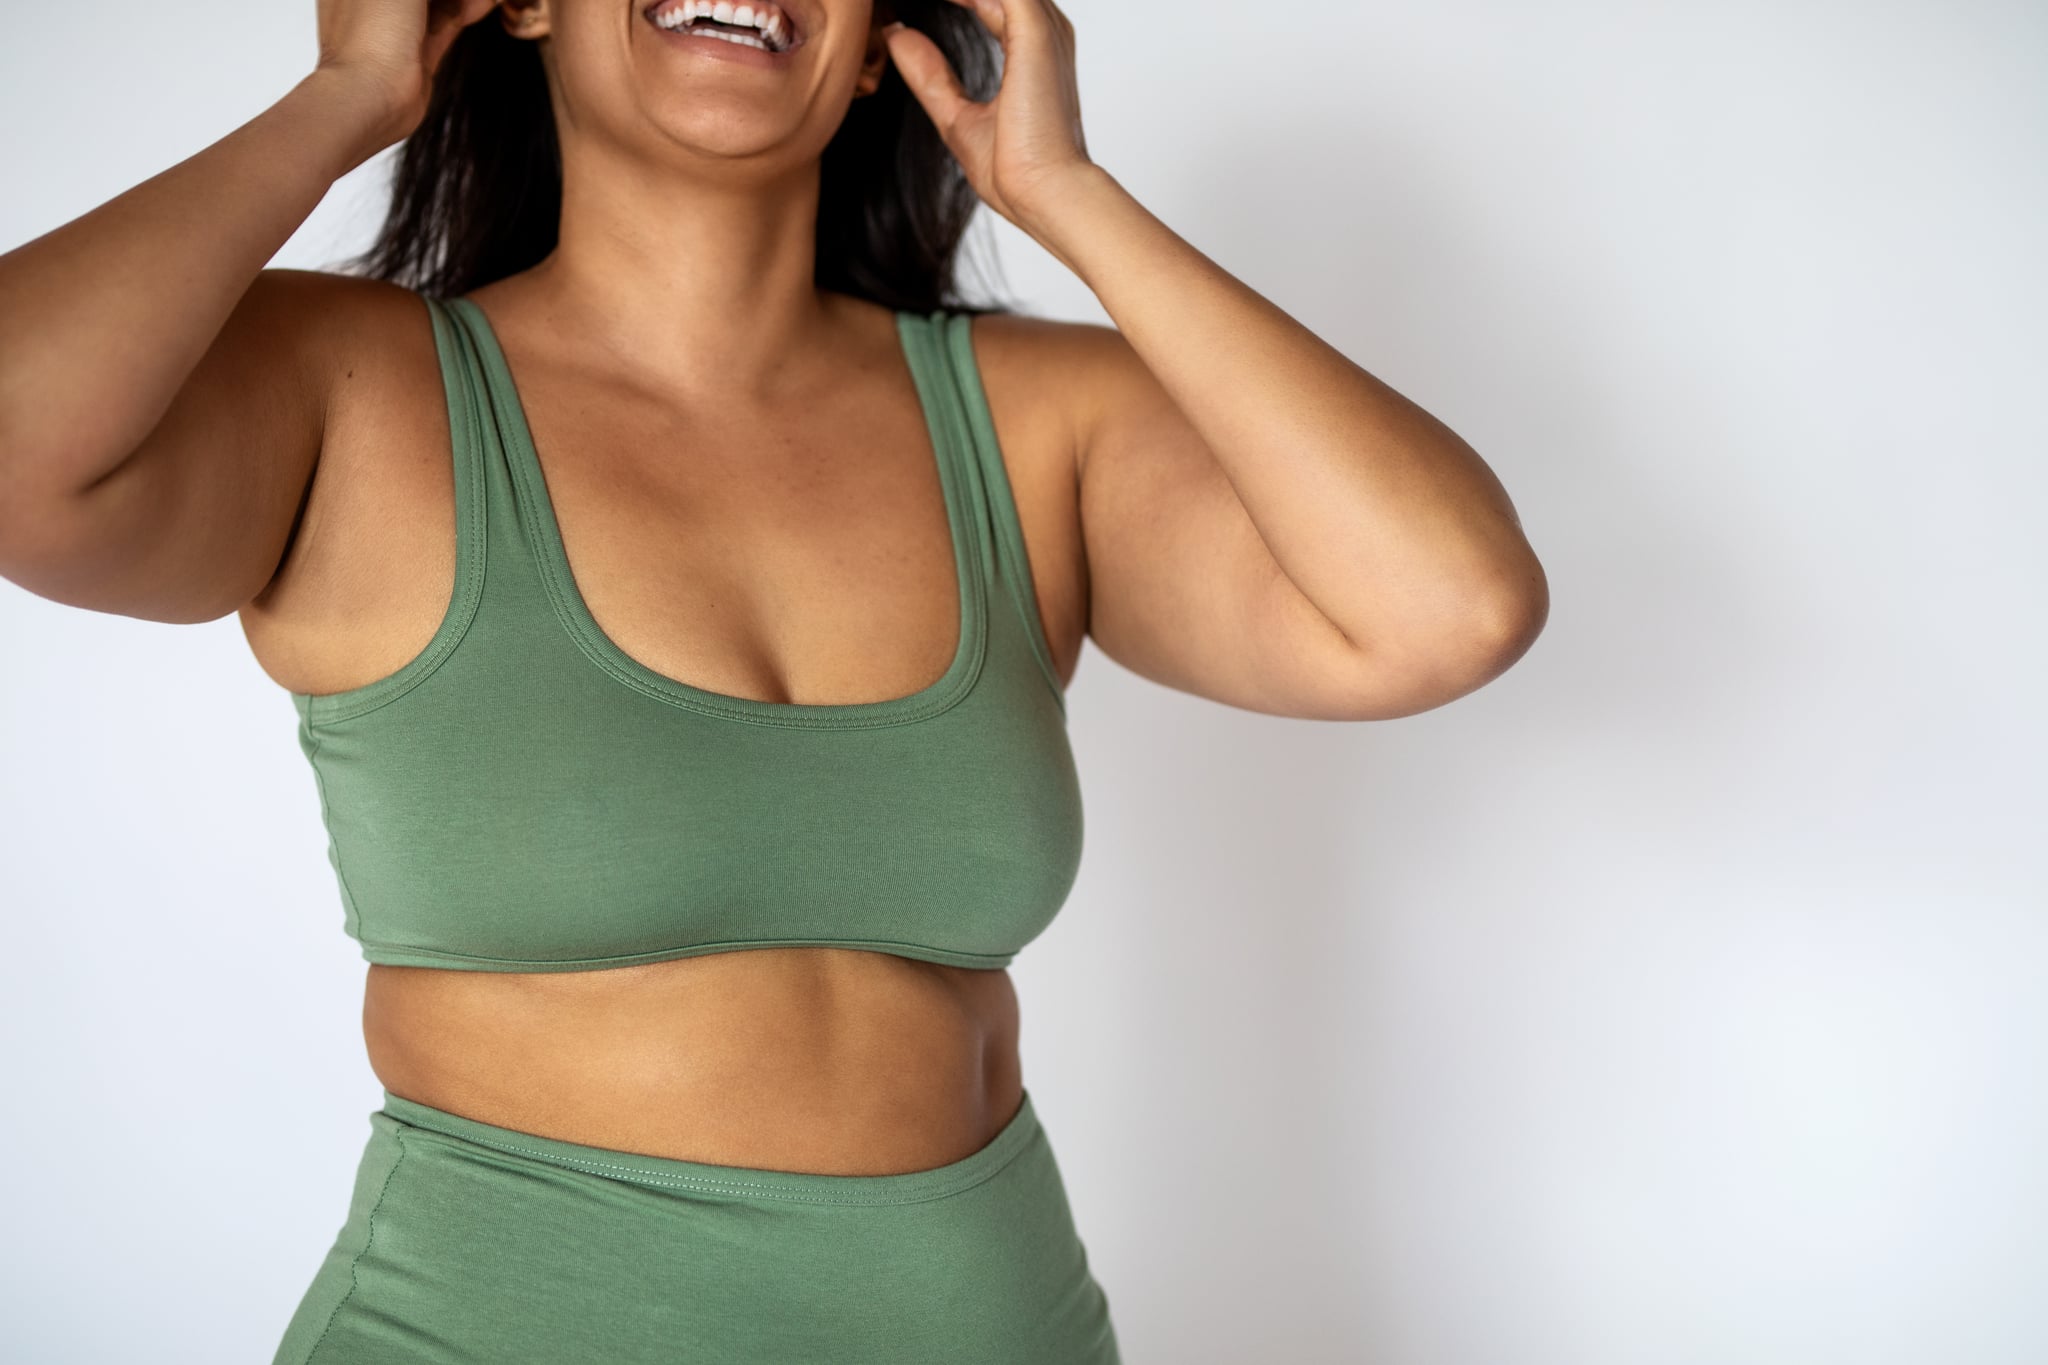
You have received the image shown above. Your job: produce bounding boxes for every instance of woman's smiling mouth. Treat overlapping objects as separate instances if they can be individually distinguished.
[644,0,806,57]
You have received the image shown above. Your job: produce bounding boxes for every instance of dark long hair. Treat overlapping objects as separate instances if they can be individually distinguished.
[334,2,1014,315]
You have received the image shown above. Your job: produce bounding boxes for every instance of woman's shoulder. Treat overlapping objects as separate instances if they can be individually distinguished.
[253,266,432,330]
[251,266,436,341]
[243,269,444,408]
[958,305,1119,357]
[961,307,1142,463]
[956,306,1124,397]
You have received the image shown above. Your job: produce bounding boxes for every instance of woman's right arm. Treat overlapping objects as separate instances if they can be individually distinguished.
[0,0,497,624]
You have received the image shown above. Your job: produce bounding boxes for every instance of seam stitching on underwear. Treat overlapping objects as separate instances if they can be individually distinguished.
[300,295,489,727]
[351,935,1016,972]
[301,726,365,945]
[947,311,1068,718]
[304,1127,407,1362]
[470,300,987,732]
[402,1116,1033,1207]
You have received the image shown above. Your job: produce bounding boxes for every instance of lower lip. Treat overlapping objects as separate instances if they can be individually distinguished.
[645,17,801,69]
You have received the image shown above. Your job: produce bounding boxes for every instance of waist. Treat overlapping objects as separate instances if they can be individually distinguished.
[361,946,1023,1177]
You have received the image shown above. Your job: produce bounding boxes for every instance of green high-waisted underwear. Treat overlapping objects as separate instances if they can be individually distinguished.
[272,1089,1121,1363]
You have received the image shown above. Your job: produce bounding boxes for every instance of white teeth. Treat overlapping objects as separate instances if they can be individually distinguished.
[651,0,790,50]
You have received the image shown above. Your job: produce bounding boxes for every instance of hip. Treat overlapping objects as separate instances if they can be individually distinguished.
[273,1085,1120,1364]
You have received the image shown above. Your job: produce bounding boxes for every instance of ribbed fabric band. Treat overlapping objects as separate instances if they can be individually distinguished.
[375,1089,1042,1206]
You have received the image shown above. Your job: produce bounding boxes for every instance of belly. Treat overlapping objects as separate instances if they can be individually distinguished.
[361,947,1024,1176]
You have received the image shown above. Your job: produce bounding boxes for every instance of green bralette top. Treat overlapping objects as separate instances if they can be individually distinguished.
[285,294,1081,973]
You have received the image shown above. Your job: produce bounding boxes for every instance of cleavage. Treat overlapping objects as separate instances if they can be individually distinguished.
[520,373,963,709]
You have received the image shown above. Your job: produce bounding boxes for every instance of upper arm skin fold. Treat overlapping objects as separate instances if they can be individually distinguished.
[0,267,349,625]
[1068,323,1542,721]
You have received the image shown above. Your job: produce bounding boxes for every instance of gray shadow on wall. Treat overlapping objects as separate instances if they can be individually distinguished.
[1066,112,1799,1362]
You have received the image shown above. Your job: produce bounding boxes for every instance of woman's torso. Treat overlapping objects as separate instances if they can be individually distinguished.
[237,273,1089,1175]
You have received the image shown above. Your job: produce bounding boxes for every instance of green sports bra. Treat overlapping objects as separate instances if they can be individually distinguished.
[285,294,1082,973]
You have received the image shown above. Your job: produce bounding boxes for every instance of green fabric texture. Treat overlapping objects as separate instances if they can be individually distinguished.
[286,294,1082,972]
[271,1090,1121,1363]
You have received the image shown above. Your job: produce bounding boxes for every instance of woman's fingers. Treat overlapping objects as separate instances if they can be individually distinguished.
[941,0,1074,50]
[892,0,1090,227]
[884,23,974,132]
[422,0,500,74]
[938,0,1005,45]
[314,0,502,145]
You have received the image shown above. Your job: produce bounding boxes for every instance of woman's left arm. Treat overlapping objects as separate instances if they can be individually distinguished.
[890,0,1549,721]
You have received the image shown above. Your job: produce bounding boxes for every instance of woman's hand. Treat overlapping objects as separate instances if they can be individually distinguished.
[884,0,1096,232]
[312,0,502,151]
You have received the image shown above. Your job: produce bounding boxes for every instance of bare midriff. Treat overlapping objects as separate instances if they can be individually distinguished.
[362,947,1025,1177]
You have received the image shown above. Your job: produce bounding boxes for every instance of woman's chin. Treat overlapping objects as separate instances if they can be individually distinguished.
[634,110,806,169]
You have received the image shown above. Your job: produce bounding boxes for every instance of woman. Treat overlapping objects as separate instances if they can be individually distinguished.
[0,0,1548,1358]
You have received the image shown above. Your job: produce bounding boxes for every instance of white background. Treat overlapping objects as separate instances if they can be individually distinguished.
[3,2,2043,1361]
